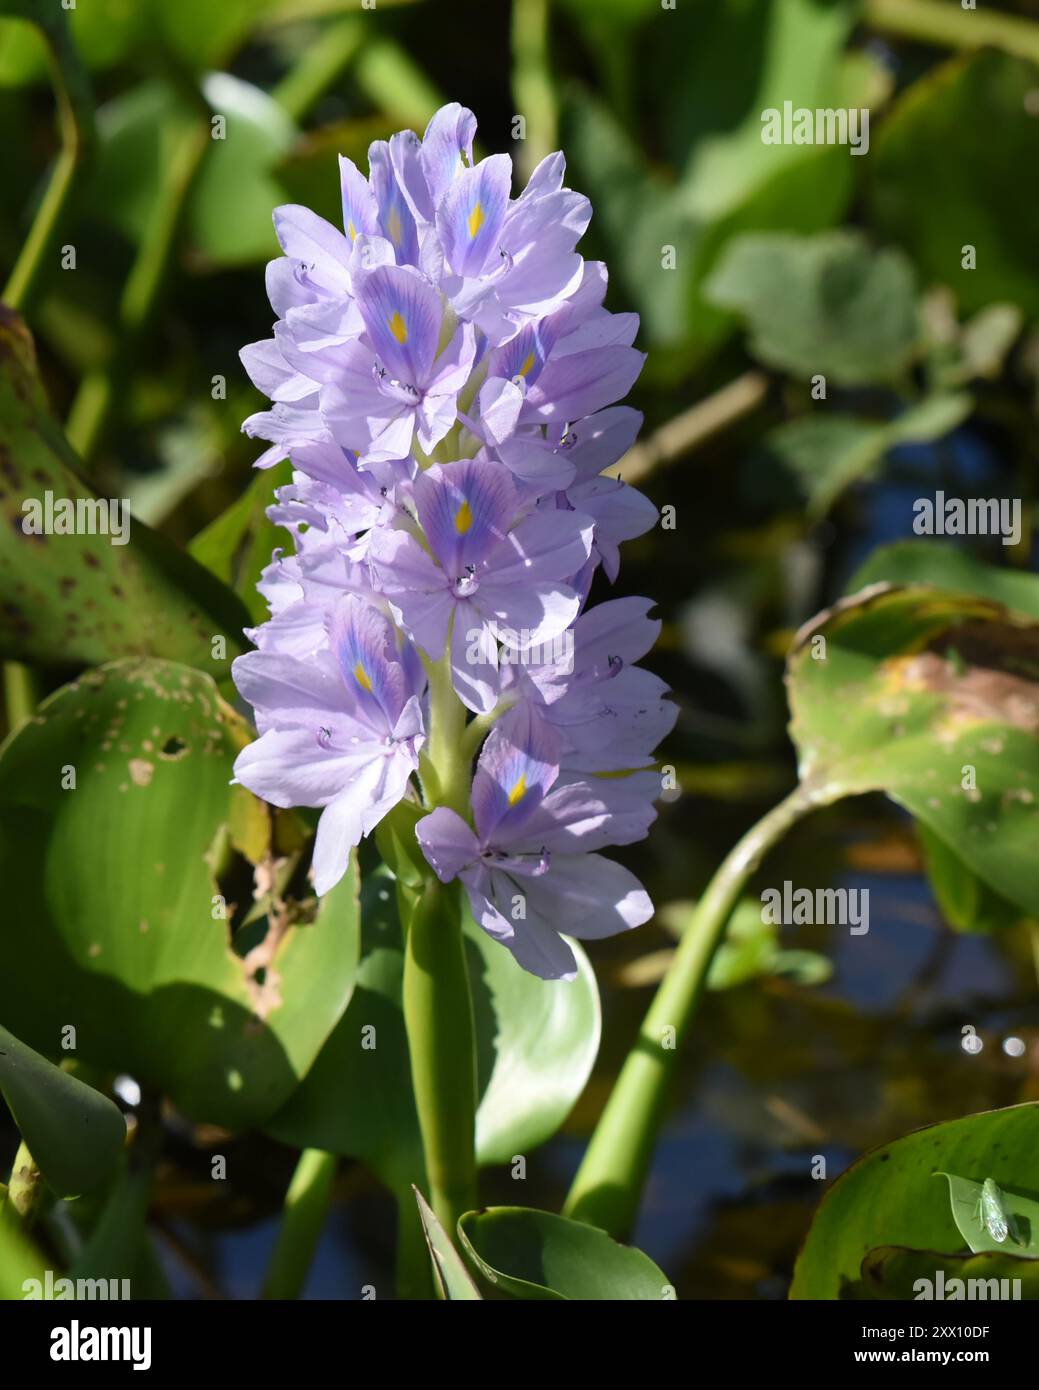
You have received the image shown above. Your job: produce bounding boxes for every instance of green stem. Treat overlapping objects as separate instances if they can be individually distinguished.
[65,118,211,465]
[273,16,365,123]
[564,782,830,1236]
[863,0,1039,63]
[3,662,38,733]
[262,1148,338,1299]
[511,0,557,182]
[402,877,478,1241]
[424,648,470,816]
[3,8,94,317]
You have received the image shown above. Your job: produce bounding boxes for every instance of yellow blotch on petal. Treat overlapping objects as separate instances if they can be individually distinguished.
[353,661,373,692]
[389,311,408,345]
[454,499,474,534]
[387,207,402,244]
[518,351,535,378]
[507,774,527,807]
[347,218,357,243]
[467,202,485,239]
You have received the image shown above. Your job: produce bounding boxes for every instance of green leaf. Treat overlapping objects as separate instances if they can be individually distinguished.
[917,821,1025,935]
[858,1246,1039,1301]
[267,865,601,1177]
[92,76,296,266]
[267,866,424,1193]
[847,542,1039,622]
[704,230,920,384]
[189,74,297,266]
[791,1102,1039,1298]
[0,659,360,1130]
[936,1172,1039,1256]
[763,394,972,517]
[413,1187,482,1301]
[0,1025,125,1198]
[0,308,250,670]
[787,584,1039,920]
[188,461,294,625]
[870,50,1039,319]
[457,1207,671,1300]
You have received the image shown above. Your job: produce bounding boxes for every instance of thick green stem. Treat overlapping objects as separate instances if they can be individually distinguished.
[65,118,210,465]
[262,1148,338,1299]
[3,9,94,317]
[424,649,470,816]
[564,783,829,1236]
[864,0,1039,63]
[402,877,478,1241]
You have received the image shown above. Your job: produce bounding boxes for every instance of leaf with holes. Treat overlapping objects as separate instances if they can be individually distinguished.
[0,659,359,1130]
[787,584,1039,921]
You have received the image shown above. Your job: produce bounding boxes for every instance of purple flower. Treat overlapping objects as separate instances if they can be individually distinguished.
[416,708,655,980]
[233,596,425,894]
[369,458,592,712]
[231,102,671,974]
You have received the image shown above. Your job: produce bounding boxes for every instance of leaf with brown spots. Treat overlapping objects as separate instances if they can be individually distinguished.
[787,583,1039,920]
[0,308,250,671]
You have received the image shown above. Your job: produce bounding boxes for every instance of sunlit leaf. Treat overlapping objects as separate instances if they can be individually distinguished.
[792,1102,1039,1298]
[0,659,359,1130]
[787,584,1039,920]
[413,1187,482,1300]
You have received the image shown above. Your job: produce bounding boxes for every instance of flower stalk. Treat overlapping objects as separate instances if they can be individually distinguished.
[402,876,478,1243]
[564,782,833,1237]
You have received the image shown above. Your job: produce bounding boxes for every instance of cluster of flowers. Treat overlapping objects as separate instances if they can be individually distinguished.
[232,103,675,980]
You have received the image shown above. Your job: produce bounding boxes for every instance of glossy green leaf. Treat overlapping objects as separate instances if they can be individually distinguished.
[0,1025,125,1198]
[188,461,294,625]
[0,659,359,1130]
[791,1102,1039,1298]
[267,865,601,1176]
[0,308,250,670]
[762,394,971,516]
[858,1246,1039,1301]
[871,50,1039,319]
[937,1171,1039,1256]
[457,1207,671,1300]
[705,230,920,384]
[413,1187,482,1301]
[787,584,1039,920]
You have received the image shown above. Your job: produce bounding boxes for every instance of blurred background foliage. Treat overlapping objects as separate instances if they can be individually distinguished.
[2,0,1039,1298]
